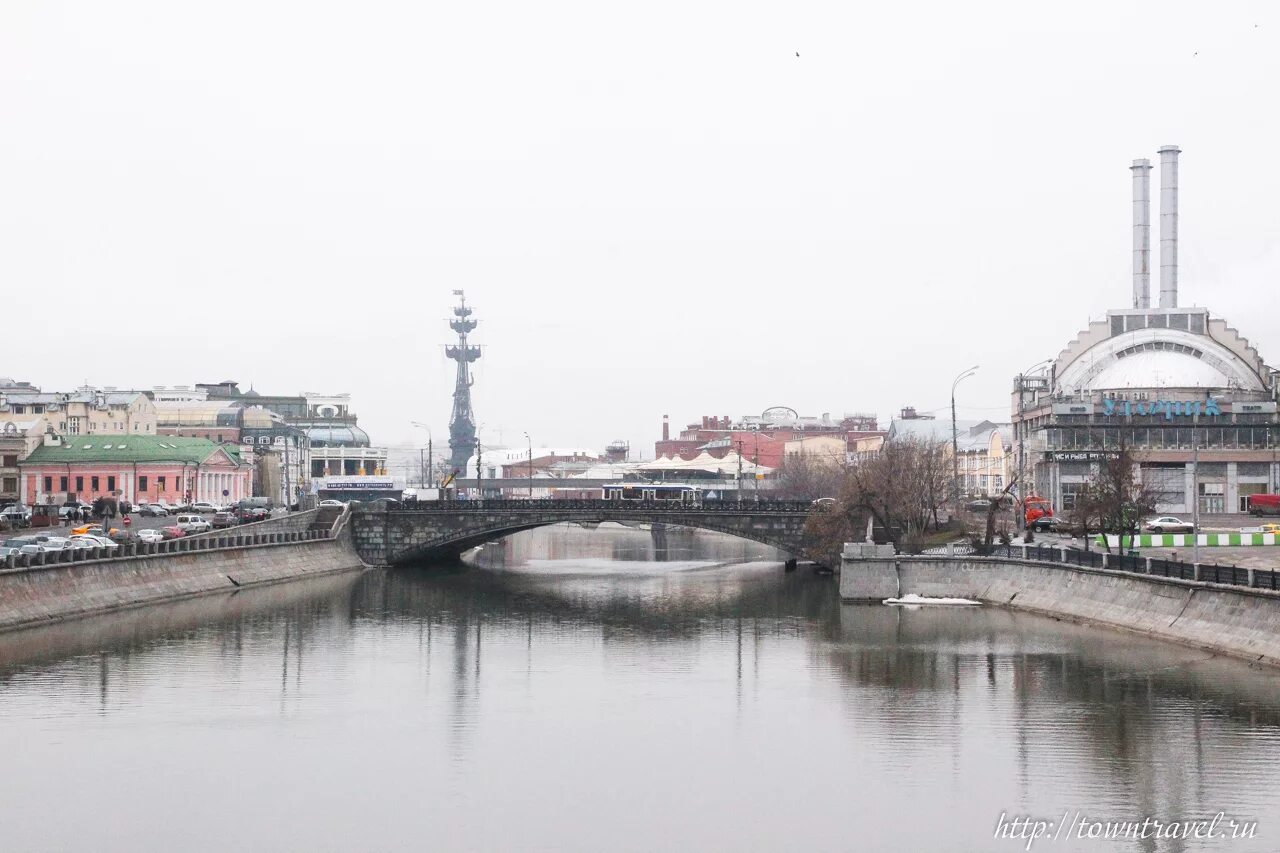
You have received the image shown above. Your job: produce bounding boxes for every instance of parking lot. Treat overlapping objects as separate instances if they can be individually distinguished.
[4,508,280,540]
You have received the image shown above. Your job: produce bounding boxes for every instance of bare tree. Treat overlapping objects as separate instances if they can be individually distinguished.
[775,449,846,501]
[979,476,1017,547]
[802,434,954,560]
[1072,445,1161,553]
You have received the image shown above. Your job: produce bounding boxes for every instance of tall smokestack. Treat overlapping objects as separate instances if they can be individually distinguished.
[1130,158,1152,308]
[662,415,669,441]
[1158,144,1181,308]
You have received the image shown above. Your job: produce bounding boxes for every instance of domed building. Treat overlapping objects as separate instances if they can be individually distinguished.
[1014,146,1280,517]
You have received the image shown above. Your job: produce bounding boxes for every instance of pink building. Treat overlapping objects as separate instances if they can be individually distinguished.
[19,435,250,507]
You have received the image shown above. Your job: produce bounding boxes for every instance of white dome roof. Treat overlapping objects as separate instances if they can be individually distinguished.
[1057,327,1266,393]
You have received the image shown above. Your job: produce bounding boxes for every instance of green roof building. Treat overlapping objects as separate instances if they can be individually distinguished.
[20,435,250,507]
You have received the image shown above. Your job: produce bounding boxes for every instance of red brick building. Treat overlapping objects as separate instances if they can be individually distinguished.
[654,410,883,469]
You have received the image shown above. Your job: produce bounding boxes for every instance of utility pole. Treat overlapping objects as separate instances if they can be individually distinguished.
[753,439,760,502]
[951,365,979,521]
[1016,359,1052,532]
[735,440,744,506]
[524,432,533,499]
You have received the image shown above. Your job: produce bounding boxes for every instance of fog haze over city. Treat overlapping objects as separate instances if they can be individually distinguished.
[3,1,1279,453]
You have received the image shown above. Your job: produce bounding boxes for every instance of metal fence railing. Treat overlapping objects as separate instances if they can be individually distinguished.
[938,543,1277,592]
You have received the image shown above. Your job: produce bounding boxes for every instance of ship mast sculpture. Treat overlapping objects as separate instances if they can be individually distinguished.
[446,290,481,474]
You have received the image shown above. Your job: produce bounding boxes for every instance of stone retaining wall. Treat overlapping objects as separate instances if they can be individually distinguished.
[0,537,364,633]
[840,554,1280,667]
[186,508,321,539]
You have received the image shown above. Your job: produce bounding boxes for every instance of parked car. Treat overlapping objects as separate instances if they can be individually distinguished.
[1030,515,1073,534]
[318,499,346,508]
[1144,516,1195,534]
[236,506,270,524]
[33,536,70,551]
[58,503,93,521]
[0,504,32,528]
[70,534,119,550]
[191,502,219,514]
[70,524,117,537]
[138,504,170,517]
[176,514,212,533]
[136,528,164,544]
[160,525,186,540]
[1260,523,1280,535]
[211,512,237,529]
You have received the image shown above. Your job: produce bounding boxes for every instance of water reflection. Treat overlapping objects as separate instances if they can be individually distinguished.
[0,525,1277,852]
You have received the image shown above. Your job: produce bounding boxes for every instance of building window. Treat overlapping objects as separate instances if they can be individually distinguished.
[139,475,148,492]
[158,476,167,492]
[91,476,100,491]
[43,476,52,492]
[107,476,116,492]
[59,476,68,491]
[75,476,84,492]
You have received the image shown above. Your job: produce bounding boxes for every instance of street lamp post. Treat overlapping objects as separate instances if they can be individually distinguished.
[1187,432,1198,563]
[1016,358,1052,532]
[523,431,532,499]
[951,365,979,521]
[410,422,434,490]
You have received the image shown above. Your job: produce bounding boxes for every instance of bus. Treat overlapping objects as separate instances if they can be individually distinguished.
[1247,494,1280,516]
[601,484,703,504]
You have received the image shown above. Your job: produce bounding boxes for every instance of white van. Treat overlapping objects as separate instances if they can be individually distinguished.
[176,514,212,533]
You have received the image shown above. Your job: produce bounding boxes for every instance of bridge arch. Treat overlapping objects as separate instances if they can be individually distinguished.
[350,500,815,567]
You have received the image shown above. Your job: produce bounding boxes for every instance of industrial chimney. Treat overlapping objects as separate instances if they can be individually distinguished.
[1158,144,1181,308]
[662,415,670,441]
[1130,158,1152,308]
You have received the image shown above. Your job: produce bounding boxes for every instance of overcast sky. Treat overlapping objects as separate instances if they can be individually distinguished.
[3,1,1279,456]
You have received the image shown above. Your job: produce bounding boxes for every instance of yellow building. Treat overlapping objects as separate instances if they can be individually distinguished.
[783,434,848,467]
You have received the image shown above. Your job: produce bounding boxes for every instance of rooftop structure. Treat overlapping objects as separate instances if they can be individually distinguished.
[656,407,883,468]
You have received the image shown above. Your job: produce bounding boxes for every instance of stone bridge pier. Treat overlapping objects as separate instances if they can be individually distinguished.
[350,500,816,567]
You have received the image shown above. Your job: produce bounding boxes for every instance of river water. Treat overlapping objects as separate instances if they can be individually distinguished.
[2,524,1279,852]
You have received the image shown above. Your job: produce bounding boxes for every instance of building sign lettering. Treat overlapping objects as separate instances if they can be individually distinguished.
[1045,451,1121,461]
[1101,398,1221,419]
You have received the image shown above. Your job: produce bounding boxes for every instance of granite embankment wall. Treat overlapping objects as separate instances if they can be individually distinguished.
[186,508,325,539]
[0,536,364,633]
[840,552,1280,667]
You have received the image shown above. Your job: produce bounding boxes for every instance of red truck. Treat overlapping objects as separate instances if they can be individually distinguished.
[1023,495,1054,525]
[1247,494,1280,516]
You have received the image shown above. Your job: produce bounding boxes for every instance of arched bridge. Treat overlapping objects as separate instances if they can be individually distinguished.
[350,499,817,567]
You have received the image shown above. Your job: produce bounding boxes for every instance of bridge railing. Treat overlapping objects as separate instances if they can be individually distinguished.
[369,498,817,513]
